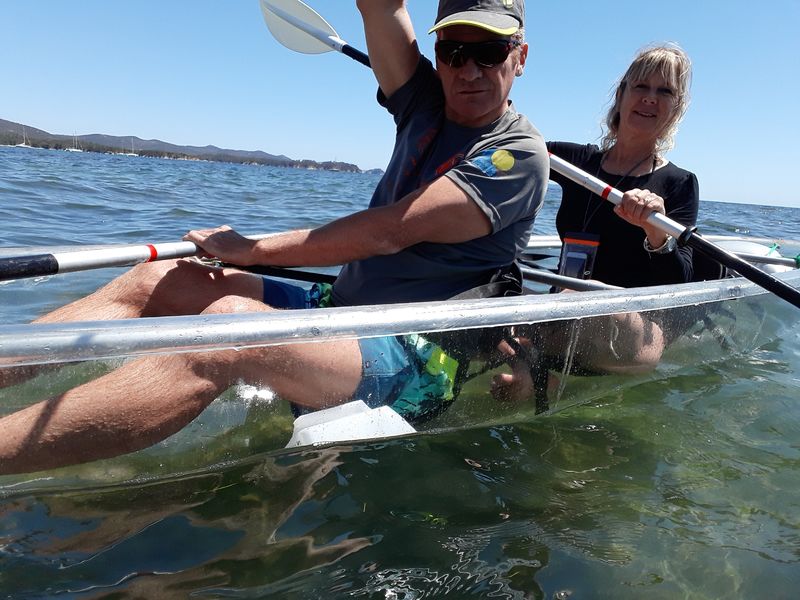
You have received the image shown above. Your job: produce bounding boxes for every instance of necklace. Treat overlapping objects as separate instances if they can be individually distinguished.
[580,151,656,231]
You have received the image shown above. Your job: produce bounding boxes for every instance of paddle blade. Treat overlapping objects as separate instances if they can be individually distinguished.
[260,0,339,55]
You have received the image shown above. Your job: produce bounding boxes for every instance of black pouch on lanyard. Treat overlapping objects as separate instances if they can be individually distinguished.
[556,233,600,291]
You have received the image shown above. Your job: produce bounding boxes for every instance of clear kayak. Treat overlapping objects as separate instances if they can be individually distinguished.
[1,235,798,495]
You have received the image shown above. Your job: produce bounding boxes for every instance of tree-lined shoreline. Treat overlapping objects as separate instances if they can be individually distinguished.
[0,118,372,173]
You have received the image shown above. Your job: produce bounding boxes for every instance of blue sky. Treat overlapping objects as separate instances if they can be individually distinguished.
[2,1,799,207]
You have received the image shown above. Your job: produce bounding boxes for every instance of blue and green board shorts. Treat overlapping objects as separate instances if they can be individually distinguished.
[263,278,458,423]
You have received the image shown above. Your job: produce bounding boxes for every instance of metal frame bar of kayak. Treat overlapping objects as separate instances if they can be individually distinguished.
[730,252,799,269]
[2,269,798,366]
[520,244,800,270]
[520,266,622,291]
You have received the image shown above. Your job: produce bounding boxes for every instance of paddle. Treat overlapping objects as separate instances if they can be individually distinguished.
[0,240,204,282]
[0,235,332,284]
[548,153,800,309]
[259,0,370,66]
[258,0,800,309]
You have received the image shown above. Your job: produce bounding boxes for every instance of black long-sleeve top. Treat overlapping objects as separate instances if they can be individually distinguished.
[547,141,699,288]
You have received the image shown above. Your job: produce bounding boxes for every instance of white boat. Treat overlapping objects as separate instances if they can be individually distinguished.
[14,126,34,149]
[64,133,83,152]
[0,234,798,494]
[120,137,138,156]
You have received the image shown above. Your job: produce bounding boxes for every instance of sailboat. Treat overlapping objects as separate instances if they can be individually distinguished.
[65,132,83,152]
[15,127,33,149]
[121,137,138,157]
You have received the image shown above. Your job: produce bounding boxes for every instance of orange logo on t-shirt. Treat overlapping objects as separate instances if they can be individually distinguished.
[435,153,464,177]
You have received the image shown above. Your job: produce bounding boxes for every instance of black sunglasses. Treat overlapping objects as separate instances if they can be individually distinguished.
[434,39,520,69]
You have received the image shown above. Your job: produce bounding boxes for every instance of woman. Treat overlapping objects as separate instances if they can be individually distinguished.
[549,43,697,289]
[493,44,699,400]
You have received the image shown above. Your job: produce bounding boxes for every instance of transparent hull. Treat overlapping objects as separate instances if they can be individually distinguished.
[2,268,797,495]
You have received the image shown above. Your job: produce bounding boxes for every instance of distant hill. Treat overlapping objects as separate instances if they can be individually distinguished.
[0,118,369,173]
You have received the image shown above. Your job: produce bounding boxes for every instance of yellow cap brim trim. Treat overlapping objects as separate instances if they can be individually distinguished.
[428,19,519,36]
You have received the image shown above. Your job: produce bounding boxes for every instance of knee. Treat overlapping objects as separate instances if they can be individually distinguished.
[128,260,175,289]
[194,296,275,377]
[202,295,270,315]
[609,329,665,372]
[123,260,182,306]
[128,260,240,317]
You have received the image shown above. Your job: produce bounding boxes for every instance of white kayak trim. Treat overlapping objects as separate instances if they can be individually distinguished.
[1,269,798,366]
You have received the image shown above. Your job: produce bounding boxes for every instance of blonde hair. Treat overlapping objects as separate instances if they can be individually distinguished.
[601,43,692,155]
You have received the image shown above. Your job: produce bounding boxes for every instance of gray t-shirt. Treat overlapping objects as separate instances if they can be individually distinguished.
[333,57,548,306]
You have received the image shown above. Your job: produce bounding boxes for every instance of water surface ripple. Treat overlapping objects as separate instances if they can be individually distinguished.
[1,146,799,598]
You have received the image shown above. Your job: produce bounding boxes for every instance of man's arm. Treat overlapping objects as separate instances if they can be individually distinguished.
[185,177,491,267]
[356,0,420,98]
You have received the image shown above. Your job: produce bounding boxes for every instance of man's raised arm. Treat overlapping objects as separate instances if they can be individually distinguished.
[356,0,420,98]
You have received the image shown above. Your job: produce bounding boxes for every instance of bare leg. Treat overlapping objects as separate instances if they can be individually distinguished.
[0,259,264,388]
[540,312,666,374]
[490,338,536,403]
[490,312,668,403]
[36,258,265,321]
[0,296,363,474]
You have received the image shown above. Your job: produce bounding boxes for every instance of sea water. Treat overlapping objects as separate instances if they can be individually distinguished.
[1,146,799,598]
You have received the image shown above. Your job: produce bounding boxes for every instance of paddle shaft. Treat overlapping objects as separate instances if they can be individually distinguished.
[0,241,200,282]
[548,153,800,309]
[0,235,278,283]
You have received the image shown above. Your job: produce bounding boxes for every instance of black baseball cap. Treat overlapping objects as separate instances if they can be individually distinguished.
[429,0,525,35]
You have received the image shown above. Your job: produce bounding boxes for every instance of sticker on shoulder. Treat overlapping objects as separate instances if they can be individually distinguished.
[470,148,516,176]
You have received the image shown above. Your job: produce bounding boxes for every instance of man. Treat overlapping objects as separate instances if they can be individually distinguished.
[0,0,547,474]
